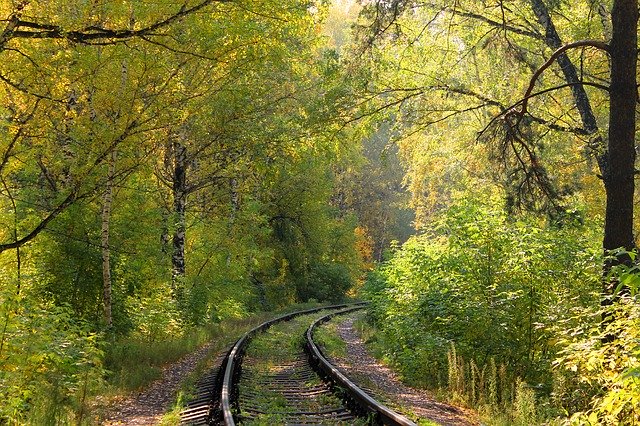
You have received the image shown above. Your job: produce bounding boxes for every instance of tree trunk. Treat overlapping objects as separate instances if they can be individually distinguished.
[528,0,608,176]
[101,149,116,328]
[603,0,637,288]
[161,209,170,254]
[227,178,239,267]
[171,138,187,294]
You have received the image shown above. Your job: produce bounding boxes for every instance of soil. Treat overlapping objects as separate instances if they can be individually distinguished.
[333,314,478,426]
[102,342,216,425]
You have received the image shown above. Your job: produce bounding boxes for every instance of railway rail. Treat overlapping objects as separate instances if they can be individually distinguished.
[180,303,416,425]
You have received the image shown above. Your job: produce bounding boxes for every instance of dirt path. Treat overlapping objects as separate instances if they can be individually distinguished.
[334,315,477,426]
[102,342,216,425]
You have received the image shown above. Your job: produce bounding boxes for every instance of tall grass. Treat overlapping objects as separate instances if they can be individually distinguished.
[446,344,540,425]
[103,301,334,393]
[104,314,270,391]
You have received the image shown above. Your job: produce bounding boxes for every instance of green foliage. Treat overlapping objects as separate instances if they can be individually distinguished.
[314,319,348,358]
[514,378,539,425]
[362,195,600,421]
[553,274,640,425]
[0,1,368,423]
[350,0,611,226]
[257,155,363,308]
[102,308,286,394]
[303,262,354,303]
[34,205,108,326]
[0,288,104,425]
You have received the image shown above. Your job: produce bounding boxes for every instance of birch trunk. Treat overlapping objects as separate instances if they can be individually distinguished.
[101,149,116,328]
[171,138,188,295]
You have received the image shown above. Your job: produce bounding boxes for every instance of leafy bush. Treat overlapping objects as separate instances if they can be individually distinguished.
[0,288,104,425]
[554,263,640,425]
[362,196,600,417]
[301,262,353,303]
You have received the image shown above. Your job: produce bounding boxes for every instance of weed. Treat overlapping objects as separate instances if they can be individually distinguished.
[314,320,347,358]
[239,311,350,425]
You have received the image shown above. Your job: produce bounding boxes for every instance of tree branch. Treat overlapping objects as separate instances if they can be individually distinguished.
[447,6,544,41]
[518,40,609,119]
[480,81,610,137]
[0,72,64,102]
[0,189,78,253]
[2,0,230,48]
[1,100,40,175]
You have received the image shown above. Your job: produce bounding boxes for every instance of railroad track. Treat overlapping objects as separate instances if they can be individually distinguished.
[180,303,416,425]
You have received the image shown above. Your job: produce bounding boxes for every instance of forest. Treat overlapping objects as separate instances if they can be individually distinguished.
[0,0,638,424]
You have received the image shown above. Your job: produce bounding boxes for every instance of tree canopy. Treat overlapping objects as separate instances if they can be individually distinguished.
[2,0,640,424]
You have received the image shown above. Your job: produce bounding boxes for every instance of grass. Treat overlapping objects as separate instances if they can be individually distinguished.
[244,315,309,362]
[353,314,543,426]
[104,301,335,392]
[318,310,459,426]
[239,311,363,425]
[314,319,347,357]
[417,420,441,426]
[95,302,338,424]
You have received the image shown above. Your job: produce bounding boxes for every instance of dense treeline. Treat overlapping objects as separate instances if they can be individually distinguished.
[2,0,640,424]
[354,0,640,424]
[0,1,403,423]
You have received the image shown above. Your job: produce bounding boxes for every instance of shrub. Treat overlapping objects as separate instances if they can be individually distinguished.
[0,288,104,424]
[554,269,640,425]
[299,262,353,303]
[361,196,600,419]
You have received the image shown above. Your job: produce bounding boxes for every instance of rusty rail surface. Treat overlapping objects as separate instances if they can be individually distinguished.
[305,308,417,426]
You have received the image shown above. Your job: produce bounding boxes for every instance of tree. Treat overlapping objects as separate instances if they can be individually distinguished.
[0,2,374,421]
[602,0,637,262]
[333,123,415,261]
[0,0,235,255]
[0,1,228,50]
[498,0,636,280]
[352,0,637,283]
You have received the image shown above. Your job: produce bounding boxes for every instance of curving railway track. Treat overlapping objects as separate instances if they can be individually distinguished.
[180,303,416,426]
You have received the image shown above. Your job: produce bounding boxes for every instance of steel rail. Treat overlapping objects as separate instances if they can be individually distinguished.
[219,302,367,425]
[305,308,417,426]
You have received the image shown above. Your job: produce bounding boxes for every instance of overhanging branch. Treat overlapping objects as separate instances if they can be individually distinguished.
[2,0,231,49]
[518,40,609,120]
[480,81,611,137]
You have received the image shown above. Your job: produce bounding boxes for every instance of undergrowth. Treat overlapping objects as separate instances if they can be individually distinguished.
[360,197,605,425]
[104,302,332,392]
[313,318,347,358]
[316,311,442,425]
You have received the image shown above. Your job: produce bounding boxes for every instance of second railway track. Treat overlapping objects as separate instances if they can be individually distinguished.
[181,303,416,425]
